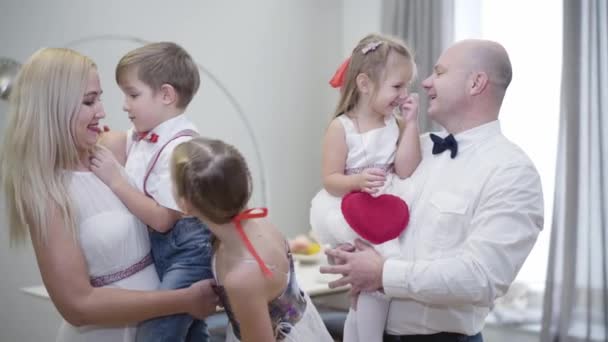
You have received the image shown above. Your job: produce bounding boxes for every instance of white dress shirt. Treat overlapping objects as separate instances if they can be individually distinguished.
[125,114,198,212]
[383,120,544,335]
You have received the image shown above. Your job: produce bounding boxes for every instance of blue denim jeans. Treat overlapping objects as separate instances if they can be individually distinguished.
[383,332,483,342]
[136,217,214,342]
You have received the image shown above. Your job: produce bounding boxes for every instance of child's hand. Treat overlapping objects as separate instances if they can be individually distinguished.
[188,279,220,319]
[89,145,126,190]
[400,93,419,124]
[356,168,386,194]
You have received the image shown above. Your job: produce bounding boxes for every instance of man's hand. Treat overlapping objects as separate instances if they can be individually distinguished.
[320,239,384,292]
[187,279,219,319]
[326,243,355,265]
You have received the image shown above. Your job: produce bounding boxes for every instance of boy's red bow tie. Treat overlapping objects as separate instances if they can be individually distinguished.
[134,131,159,143]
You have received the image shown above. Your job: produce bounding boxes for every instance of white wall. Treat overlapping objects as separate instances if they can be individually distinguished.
[0,0,344,340]
[341,0,383,56]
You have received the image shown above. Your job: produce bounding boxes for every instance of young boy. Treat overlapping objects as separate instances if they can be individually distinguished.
[92,42,213,342]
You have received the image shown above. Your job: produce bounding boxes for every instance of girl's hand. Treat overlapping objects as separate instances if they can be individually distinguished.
[89,145,126,190]
[187,279,219,319]
[356,168,386,194]
[400,93,419,124]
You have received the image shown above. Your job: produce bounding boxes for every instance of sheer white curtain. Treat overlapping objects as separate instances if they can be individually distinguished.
[541,0,608,341]
[381,0,454,133]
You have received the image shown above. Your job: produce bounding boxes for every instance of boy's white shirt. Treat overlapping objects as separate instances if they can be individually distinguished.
[124,114,198,212]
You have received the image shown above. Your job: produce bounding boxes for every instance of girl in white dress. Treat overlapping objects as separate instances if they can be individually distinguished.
[309,34,421,342]
[0,48,217,342]
[170,137,334,342]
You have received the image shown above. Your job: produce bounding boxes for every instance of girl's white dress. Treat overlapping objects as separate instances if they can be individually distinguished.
[55,171,160,342]
[310,114,403,252]
[212,254,334,342]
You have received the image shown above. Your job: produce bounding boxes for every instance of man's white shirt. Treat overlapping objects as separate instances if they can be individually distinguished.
[384,120,544,335]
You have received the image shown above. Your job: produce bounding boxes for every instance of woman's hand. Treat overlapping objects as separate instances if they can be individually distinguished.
[187,279,220,319]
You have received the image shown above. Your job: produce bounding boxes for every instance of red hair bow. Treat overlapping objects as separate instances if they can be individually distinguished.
[329,57,351,88]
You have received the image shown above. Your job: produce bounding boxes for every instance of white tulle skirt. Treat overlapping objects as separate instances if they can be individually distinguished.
[309,174,411,257]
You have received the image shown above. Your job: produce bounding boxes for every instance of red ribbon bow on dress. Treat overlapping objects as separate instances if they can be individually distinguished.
[233,208,273,277]
[133,131,159,143]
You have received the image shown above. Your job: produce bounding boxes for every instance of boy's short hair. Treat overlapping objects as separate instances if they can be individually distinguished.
[116,42,200,108]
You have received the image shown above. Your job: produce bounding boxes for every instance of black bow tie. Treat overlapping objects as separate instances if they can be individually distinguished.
[430,133,458,159]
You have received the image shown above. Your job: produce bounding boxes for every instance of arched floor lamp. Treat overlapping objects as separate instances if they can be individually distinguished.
[0,35,268,206]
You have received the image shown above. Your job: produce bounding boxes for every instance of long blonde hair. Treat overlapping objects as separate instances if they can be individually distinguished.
[0,48,95,243]
[333,33,416,117]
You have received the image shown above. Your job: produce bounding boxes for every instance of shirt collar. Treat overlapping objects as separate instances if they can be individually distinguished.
[435,120,501,153]
[148,114,188,144]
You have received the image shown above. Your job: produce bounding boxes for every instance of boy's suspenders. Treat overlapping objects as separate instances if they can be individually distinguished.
[142,129,198,197]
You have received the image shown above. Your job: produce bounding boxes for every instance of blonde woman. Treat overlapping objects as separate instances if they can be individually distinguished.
[0,48,217,342]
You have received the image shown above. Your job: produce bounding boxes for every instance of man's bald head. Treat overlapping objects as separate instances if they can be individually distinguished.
[453,39,513,93]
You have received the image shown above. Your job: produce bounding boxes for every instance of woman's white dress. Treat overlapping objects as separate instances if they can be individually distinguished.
[55,171,160,342]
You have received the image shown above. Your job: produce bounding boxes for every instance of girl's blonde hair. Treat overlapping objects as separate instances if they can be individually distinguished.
[333,33,417,118]
[0,48,96,243]
[171,137,252,224]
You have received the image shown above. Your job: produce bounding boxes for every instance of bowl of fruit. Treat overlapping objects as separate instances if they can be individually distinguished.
[289,234,323,264]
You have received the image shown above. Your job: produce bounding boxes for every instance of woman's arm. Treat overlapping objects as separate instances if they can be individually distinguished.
[224,267,276,342]
[30,204,216,327]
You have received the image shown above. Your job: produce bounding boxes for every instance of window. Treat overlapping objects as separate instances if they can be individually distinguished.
[455,0,562,290]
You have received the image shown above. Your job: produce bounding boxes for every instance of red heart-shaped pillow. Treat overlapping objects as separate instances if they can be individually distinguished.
[341,191,409,244]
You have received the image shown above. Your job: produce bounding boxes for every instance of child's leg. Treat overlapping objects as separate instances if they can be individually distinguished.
[355,291,390,342]
[342,308,359,342]
[310,190,359,247]
[137,217,214,342]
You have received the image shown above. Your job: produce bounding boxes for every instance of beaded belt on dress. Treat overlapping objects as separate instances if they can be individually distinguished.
[345,163,394,175]
[90,253,153,287]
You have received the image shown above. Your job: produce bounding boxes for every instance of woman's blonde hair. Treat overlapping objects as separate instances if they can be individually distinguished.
[171,137,252,224]
[0,48,96,243]
[333,33,416,118]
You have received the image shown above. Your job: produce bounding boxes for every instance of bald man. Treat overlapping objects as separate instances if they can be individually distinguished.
[321,40,544,342]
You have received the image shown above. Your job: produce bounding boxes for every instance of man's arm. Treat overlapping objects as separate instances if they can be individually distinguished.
[323,163,544,307]
[382,163,544,306]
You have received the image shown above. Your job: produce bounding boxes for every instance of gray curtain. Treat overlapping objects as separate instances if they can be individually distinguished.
[381,0,454,133]
[541,1,608,341]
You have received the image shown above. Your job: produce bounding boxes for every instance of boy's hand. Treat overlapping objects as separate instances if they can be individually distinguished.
[356,168,386,194]
[89,145,126,190]
[400,93,419,124]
